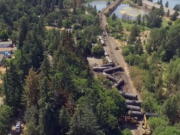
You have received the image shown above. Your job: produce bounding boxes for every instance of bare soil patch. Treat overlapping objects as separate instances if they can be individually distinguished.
[87,57,103,67]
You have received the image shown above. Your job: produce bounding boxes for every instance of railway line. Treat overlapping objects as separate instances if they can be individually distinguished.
[98,0,145,134]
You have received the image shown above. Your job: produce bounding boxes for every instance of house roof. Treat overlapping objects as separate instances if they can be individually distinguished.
[0,40,13,48]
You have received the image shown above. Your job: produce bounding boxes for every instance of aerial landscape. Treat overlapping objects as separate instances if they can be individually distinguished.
[0,0,179,135]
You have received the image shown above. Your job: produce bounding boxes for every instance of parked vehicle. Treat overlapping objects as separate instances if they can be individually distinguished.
[15,121,21,133]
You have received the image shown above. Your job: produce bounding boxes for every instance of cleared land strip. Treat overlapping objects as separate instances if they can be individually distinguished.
[99,0,144,134]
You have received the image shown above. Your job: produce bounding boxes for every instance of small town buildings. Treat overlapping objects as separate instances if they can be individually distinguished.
[0,40,13,48]
[0,40,16,58]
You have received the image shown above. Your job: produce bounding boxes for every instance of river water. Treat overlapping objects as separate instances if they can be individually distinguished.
[87,0,180,20]
[87,1,147,20]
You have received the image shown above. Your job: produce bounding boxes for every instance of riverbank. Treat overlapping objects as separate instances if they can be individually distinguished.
[142,0,180,18]
[88,0,180,19]
[88,0,148,19]
[119,6,147,17]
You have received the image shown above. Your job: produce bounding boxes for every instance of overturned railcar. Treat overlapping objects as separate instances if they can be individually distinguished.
[128,111,144,119]
[122,92,138,100]
[114,79,125,89]
[126,105,141,111]
[101,62,115,67]
[103,66,123,74]
[104,74,117,83]
[125,100,142,106]
[93,66,109,72]
[145,112,158,118]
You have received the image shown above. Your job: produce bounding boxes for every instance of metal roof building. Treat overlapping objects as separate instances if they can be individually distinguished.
[0,41,13,48]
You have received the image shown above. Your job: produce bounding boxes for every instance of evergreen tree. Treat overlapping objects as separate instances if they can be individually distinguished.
[38,76,59,135]
[22,29,44,69]
[134,38,143,55]
[162,23,180,61]
[146,28,167,53]
[158,0,163,6]
[159,5,165,16]
[18,16,29,48]
[0,105,12,134]
[40,54,51,78]
[112,14,117,20]
[171,11,179,21]
[163,95,180,124]
[24,105,39,135]
[166,58,180,91]
[0,30,8,41]
[137,0,142,6]
[174,4,180,11]
[24,69,40,107]
[165,1,169,8]
[146,8,162,27]
[59,106,70,134]
[4,62,23,110]
[68,105,105,135]
[167,9,170,17]
[128,25,140,43]
[136,15,142,25]
[58,0,64,9]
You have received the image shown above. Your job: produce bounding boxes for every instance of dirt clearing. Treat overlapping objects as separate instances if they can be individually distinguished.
[87,57,103,67]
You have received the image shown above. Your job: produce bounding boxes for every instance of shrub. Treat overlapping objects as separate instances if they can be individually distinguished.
[91,45,104,57]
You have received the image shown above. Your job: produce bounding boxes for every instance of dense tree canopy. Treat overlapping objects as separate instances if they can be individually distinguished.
[0,0,128,135]
[120,1,180,134]
[0,0,179,135]
[0,105,12,134]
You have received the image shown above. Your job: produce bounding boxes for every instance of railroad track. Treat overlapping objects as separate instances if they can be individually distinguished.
[98,0,145,134]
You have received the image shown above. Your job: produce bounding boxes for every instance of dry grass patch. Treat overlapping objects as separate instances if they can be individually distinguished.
[45,26,65,31]
[0,66,6,74]
[129,66,147,92]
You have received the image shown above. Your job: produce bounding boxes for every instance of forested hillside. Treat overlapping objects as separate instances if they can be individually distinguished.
[107,0,180,134]
[122,21,180,134]
[0,0,180,135]
[0,0,129,135]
